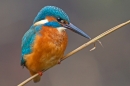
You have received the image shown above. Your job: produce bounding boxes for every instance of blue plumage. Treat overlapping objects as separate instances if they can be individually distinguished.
[21,25,42,66]
[44,21,61,28]
[33,6,70,23]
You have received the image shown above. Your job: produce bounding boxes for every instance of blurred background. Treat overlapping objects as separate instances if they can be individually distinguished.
[0,0,130,86]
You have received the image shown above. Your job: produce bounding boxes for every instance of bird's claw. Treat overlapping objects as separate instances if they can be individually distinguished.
[58,60,61,64]
[38,71,43,76]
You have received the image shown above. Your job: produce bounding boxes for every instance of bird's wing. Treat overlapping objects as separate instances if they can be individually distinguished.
[21,25,42,66]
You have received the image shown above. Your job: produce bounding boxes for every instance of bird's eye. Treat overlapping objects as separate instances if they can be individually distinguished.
[57,18,65,24]
[57,18,62,22]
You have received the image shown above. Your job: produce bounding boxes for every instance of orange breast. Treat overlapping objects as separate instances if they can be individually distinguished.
[25,26,68,72]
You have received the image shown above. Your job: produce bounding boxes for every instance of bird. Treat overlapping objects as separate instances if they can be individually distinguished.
[21,6,91,83]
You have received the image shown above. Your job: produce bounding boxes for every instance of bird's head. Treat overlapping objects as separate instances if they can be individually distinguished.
[33,6,91,39]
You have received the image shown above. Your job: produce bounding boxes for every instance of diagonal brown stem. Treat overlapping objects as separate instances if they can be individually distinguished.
[18,20,130,86]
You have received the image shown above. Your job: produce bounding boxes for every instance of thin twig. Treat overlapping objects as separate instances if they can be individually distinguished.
[18,20,130,86]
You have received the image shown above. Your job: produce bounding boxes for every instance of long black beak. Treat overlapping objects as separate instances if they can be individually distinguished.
[64,23,91,39]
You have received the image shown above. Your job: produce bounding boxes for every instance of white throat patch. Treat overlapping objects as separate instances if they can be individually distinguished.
[57,27,67,33]
[34,19,48,26]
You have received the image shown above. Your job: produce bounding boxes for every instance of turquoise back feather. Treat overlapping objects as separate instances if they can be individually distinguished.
[21,25,42,66]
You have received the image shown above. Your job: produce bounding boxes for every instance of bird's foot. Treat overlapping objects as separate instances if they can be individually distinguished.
[58,60,61,64]
[38,71,43,76]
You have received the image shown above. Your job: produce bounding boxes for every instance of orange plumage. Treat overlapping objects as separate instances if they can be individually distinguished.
[25,26,68,82]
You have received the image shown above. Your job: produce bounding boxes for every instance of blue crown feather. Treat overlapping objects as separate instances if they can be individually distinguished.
[33,6,70,23]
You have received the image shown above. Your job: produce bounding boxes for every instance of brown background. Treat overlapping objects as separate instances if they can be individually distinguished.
[0,0,130,86]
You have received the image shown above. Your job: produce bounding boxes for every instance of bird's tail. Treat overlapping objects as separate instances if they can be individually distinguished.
[30,70,41,83]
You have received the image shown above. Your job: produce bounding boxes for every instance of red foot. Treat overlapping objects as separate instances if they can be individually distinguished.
[58,60,61,64]
[38,71,43,76]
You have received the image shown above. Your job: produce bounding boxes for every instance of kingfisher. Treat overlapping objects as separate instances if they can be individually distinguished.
[21,6,91,83]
